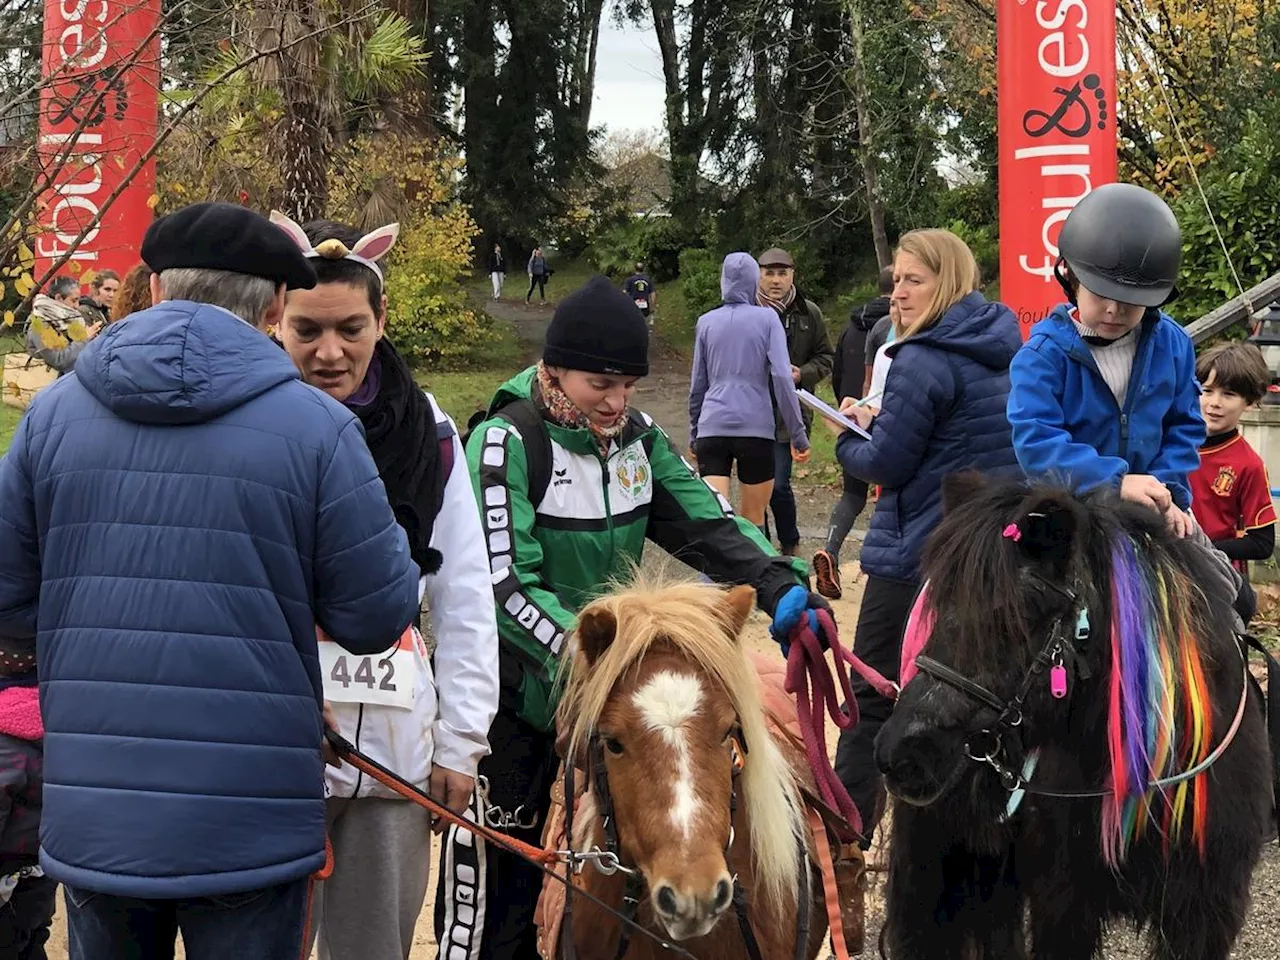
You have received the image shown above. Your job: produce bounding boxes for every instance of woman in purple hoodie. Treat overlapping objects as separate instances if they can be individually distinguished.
[689,252,810,527]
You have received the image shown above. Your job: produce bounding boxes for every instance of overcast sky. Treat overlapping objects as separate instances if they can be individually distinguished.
[591,18,667,136]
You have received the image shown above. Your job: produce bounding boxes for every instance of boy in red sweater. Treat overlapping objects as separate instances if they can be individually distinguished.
[1191,341,1277,624]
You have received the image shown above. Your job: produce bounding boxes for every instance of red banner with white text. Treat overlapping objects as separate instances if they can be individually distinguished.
[998,0,1117,339]
[34,0,161,287]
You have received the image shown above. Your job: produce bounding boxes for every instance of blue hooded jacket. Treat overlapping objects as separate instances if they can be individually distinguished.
[0,301,420,898]
[1007,305,1204,509]
[836,293,1022,581]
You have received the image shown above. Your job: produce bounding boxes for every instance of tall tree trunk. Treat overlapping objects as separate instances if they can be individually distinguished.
[462,0,498,238]
[651,0,698,219]
[572,0,604,125]
[280,103,328,221]
[250,0,330,222]
[388,0,435,136]
[847,0,891,268]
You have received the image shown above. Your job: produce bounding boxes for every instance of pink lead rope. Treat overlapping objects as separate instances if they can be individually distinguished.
[784,608,898,841]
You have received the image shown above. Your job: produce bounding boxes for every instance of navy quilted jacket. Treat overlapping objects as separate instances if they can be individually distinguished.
[0,301,419,898]
[836,293,1022,581]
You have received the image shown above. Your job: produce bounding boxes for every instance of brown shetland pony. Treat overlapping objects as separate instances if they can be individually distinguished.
[554,580,830,960]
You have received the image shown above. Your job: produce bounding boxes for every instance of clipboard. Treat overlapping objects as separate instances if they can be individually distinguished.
[796,389,872,441]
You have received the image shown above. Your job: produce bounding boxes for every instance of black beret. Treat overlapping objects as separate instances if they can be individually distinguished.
[543,275,649,378]
[142,202,317,290]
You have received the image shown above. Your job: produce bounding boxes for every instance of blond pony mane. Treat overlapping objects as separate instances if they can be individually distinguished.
[558,576,805,911]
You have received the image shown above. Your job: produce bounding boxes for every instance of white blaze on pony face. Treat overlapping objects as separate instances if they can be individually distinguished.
[632,670,703,839]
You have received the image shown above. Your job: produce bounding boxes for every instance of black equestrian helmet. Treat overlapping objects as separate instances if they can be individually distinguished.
[1056,182,1182,307]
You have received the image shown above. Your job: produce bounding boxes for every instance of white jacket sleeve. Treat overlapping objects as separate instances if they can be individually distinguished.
[424,398,501,777]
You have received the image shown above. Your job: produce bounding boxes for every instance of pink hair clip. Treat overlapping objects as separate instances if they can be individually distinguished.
[1002,523,1022,542]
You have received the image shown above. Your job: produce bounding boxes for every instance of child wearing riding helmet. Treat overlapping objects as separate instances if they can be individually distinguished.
[1007,183,1204,533]
[435,275,827,960]
[1007,183,1243,612]
[270,212,500,960]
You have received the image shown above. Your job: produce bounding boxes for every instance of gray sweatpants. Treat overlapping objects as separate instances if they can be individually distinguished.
[305,796,434,960]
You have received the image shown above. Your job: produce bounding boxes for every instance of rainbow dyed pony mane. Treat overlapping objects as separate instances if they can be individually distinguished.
[899,520,1217,868]
[1103,533,1213,866]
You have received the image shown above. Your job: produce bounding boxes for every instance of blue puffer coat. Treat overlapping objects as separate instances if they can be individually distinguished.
[0,301,420,898]
[836,293,1022,581]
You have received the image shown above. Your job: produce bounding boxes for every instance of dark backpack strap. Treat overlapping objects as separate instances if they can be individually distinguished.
[461,400,553,504]
[495,399,554,507]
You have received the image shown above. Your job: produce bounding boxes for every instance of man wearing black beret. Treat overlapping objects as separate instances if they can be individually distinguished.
[0,202,421,958]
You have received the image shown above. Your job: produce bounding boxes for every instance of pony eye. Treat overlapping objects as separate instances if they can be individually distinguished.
[604,736,624,756]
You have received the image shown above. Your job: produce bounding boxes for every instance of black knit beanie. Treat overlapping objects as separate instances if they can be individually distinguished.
[542,275,650,377]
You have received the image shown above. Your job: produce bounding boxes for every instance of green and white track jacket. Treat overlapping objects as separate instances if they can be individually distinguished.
[467,366,806,731]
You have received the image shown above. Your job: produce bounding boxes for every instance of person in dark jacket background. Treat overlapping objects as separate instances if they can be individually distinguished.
[827,229,1021,846]
[756,247,834,556]
[77,270,117,327]
[816,265,895,598]
[832,265,893,406]
[0,202,420,959]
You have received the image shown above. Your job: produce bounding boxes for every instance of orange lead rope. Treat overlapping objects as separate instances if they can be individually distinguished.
[326,730,560,866]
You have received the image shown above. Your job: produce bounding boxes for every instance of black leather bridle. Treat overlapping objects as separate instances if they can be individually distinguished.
[911,577,1090,791]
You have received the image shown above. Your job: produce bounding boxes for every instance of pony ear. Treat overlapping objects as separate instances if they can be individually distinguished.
[575,607,617,666]
[1010,493,1078,566]
[352,224,400,262]
[941,469,988,515]
[721,585,757,640]
[270,210,313,253]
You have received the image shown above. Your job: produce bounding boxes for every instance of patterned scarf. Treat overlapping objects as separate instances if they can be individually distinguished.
[535,362,627,456]
[757,285,798,318]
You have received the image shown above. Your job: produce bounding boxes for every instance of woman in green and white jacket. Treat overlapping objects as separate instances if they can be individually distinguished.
[434,275,830,960]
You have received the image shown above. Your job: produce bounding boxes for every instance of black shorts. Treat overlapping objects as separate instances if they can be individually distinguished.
[695,436,775,485]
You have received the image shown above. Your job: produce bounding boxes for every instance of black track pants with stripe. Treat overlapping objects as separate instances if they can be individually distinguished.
[434,707,559,960]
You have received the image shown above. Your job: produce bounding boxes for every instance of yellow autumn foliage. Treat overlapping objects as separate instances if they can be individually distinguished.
[28,314,91,352]
[159,128,489,367]
[328,136,488,367]
[1117,0,1263,185]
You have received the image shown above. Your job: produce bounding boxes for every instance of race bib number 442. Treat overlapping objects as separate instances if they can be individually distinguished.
[317,626,426,710]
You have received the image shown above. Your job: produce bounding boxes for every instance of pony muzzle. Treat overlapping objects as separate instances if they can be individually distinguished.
[650,870,735,941]
[875,714,970,807]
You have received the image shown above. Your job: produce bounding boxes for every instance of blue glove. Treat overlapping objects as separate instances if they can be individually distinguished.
[771,587,832,656]
[770,585,809,643]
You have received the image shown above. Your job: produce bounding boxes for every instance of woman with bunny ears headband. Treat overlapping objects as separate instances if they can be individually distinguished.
[270,211,500,960]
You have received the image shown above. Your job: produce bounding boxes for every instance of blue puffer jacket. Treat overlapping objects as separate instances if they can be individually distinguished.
[836,293,1022,581]
[0,302,419,898]
[1007,305,1204,510]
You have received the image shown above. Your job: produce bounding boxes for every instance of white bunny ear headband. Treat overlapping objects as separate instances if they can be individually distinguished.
[269,210,400,289]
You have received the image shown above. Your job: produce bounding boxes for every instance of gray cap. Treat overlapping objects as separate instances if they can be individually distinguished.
[758,248,794,268]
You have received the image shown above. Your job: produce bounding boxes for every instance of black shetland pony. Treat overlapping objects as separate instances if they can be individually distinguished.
[876,472,1270,960]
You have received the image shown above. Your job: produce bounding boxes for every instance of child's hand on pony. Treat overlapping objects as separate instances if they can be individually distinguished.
[1120,473,1172,512]
[1164,506,1194,539]
[1119,474,1195,538]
